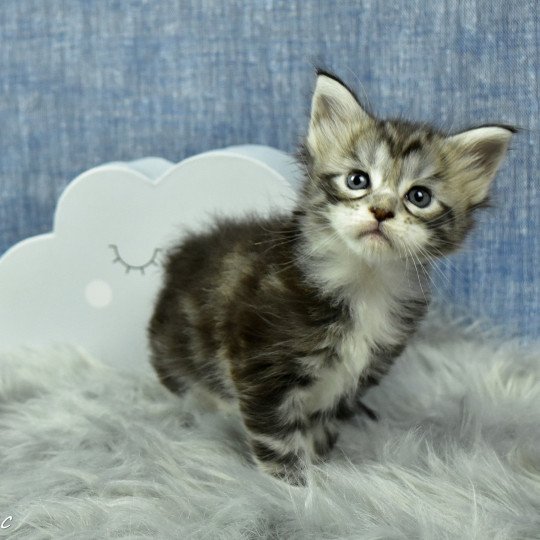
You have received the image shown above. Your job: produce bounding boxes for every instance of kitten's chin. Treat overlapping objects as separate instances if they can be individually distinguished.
[340,229,400,263]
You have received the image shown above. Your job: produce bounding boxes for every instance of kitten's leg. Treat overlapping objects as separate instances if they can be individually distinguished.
[249,436,307,486]
[238,394,309,486]
[150,354,190,396]
[309,417,339,462]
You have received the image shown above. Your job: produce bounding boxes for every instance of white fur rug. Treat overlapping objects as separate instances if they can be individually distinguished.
[1,314,539,539]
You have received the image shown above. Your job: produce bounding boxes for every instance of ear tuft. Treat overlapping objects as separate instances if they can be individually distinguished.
[446,125,515,206]
[310,73,369,126]
[307,72,371,155]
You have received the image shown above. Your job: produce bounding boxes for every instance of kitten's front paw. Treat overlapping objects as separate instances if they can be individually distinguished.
[269,465,307,487]
[251,439,307,486]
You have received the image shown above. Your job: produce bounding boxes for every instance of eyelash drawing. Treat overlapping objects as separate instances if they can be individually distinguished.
[109,244,162,275]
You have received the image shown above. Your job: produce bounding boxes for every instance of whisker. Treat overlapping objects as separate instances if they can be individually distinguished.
[412,244,450,289]
[403,242,429,303]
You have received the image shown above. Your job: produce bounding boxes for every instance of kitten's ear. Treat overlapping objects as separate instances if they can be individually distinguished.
[307,72,371,153]
[446,126,515,206]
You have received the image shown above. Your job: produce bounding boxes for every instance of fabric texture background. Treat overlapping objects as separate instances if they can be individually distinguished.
[0,1,538,337]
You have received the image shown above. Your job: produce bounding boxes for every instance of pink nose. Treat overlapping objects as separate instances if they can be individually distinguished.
[370,207,395,222]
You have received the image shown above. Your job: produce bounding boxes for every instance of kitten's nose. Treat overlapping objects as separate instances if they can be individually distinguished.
[370,207,395,222]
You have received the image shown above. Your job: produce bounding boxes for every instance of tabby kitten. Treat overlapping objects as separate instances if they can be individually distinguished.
[148,71,514,485]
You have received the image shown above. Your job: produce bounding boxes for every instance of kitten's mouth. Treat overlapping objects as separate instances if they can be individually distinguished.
[358,227,390,243]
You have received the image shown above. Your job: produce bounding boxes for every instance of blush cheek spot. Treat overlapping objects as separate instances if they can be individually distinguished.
[85,280,113,308]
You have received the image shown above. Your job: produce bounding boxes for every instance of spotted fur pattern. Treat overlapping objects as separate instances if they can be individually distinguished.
[148,71,514,485]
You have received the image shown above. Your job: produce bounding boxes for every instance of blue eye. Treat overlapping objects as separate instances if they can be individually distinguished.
[346,171,370,190]
[406,186,432,208]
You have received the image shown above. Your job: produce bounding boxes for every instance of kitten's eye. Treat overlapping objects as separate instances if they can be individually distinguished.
[406,186,432,208]
[346,171,370,190]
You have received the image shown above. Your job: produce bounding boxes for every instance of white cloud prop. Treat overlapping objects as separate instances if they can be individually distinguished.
[0,146,300,373]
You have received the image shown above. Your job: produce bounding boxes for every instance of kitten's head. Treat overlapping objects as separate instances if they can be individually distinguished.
[298,71,515,263]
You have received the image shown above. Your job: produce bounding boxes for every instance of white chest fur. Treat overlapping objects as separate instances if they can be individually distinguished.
[302,333,370,413]
[300,246,421,415]
[302,289,401,414]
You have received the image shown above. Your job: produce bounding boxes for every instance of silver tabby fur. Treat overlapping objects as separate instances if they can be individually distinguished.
[148,71,514,485]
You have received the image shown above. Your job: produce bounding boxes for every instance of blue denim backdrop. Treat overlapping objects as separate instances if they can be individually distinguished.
[0,1,538,338]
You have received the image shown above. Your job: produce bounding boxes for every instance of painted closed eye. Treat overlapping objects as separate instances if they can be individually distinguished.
[406,186,432,208]
[109,244,161,275]
[346,171,370,190]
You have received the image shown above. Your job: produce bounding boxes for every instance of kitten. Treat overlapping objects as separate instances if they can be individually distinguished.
[148,71,514,485]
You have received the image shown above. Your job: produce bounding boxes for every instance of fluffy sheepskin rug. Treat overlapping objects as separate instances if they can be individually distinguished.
[1,313,539,539]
